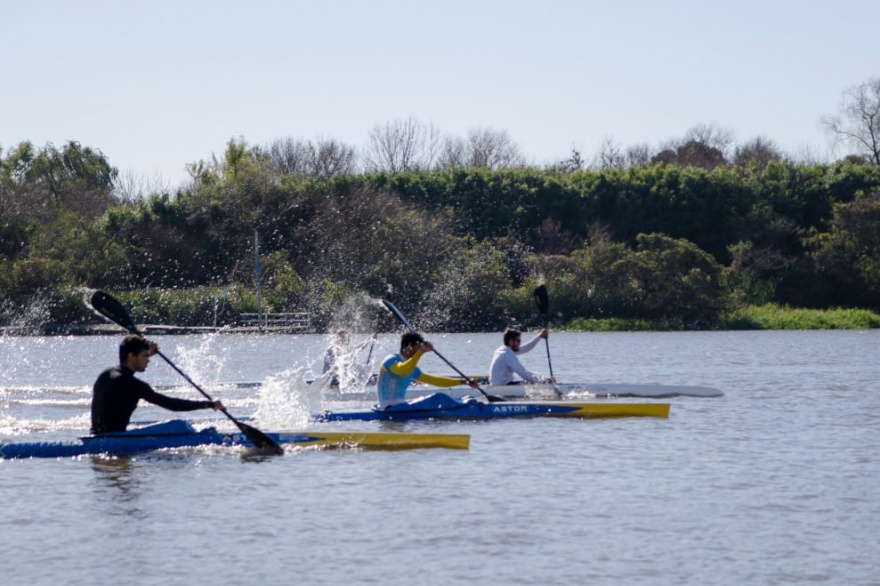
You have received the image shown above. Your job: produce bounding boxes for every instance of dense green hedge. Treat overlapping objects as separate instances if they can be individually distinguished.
[3,140,880,332]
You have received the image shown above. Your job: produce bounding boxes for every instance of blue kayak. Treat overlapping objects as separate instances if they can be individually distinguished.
[0,420,470,459]
[315,393,671,422]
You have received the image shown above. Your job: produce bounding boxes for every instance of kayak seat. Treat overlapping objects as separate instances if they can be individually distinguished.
[378,392,479,412]
[93,419,197,438]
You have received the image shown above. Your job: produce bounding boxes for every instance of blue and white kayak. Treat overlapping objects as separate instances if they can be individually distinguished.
[0,420,470,459]
[315,393,671,422]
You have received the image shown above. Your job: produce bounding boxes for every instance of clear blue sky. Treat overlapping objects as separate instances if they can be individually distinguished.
[2,0,878,187]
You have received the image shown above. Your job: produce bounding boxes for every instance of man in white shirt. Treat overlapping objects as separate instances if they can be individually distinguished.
[489,327,552,385]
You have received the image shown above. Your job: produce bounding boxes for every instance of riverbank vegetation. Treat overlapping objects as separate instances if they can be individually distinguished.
[2,79,879,333]
[719,305,880,330]
[566,305,880,331]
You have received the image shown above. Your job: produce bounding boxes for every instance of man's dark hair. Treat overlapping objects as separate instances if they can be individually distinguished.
[119,334,151,363]
[400,332,425,352]
[503,327,522,347]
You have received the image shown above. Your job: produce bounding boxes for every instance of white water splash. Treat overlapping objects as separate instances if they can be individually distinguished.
[170,334,229,388]
[0,294,52,335]
[254,366,321,429]
[0,412,90,436]
[326,292,383,335]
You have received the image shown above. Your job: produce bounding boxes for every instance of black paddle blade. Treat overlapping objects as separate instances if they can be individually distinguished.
[89,290,139,333]
[382,299,417,332]
[236,419,284,455]
[534,284,550,315]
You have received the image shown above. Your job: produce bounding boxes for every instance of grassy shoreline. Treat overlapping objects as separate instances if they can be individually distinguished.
[0,287,880,336]
[564,304,880,332]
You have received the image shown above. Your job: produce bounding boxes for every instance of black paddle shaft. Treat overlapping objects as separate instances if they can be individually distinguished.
[88,290,284,455]
[381,299,504,402]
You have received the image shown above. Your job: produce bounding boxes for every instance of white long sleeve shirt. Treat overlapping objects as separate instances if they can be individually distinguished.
[489,334,544,385]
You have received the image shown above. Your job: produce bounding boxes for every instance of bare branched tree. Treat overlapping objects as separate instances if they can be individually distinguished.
[466,128,525,169]
[686,123,735,158]
[650,125,730,170]
[363,118,440,172]
[625,144,653,167]
[266,138,311,176]
[264,138,357,179]
[822,77,880,165]
[678,140,727,169]
[652,144,679,166]
[112,170,173,201]
[437,136,469,169]
[551,147,584,173]
[594,136,626,169]
[733,136,783,169]
[543,148,582,174]
[788,143,830,165]
[309,137,358,179]
[436,128,525,170]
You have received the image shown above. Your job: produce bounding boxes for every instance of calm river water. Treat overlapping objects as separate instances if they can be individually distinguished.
[1,330,878,585]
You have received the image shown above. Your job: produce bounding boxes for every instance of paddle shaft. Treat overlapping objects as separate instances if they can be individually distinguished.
[365,338,375,365]
[424,349,502,403]
[541,316,555,380]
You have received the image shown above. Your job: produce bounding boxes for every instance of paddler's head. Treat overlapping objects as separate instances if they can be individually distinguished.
[400,332,425,359]
[119,334,155,373]
[503,327,523,351]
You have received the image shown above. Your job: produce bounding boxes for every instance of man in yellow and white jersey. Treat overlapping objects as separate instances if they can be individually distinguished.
[377,332,478,408]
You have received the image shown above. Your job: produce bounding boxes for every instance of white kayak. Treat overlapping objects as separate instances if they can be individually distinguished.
[545,382,723,398]
[209,378,723,400]
[328,381,724,401]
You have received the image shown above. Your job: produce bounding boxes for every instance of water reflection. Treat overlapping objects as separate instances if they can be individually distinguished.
[239,447,286,463]
[89,456,147,519]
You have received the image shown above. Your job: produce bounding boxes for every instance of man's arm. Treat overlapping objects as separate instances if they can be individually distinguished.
[517,330,548,354]
[140,385,221,412]
[416,372,464,388]
[387,350,424,377]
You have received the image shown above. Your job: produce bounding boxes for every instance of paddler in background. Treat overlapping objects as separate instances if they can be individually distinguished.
[90,334,224,434]
[322,329,378,388]
[377,332,479,408]
[489,327,554,385]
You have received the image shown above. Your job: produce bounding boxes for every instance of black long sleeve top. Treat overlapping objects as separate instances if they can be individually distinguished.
[90,365,213,434]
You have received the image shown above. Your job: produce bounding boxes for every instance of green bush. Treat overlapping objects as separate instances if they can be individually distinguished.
[721,304,880,330]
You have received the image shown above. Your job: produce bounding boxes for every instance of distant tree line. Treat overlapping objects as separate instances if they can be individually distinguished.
[1,77,879,332]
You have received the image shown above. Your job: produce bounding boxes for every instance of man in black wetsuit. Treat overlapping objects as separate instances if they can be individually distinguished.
[91,334,224,434]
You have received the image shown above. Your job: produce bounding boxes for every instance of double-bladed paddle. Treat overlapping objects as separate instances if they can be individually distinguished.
[88,290,284,455]
[381,299,505,403]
